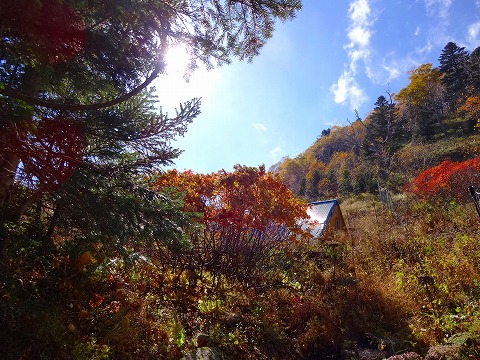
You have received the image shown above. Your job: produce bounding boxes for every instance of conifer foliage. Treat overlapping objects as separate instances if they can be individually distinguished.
[0,0,301,257]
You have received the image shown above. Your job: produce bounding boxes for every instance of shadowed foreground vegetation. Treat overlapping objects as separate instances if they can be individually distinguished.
[2,192,480,359]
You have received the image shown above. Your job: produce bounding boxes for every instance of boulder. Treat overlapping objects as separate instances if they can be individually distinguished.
[357,348,389,359]
[181,347,224,360]
[386,352,423,360]
[424,344,461,360]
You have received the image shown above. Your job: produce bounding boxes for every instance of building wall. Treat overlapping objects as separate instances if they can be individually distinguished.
[322,205,346,239]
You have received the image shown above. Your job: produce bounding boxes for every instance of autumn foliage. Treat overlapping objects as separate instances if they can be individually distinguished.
[153,165,311,284]
[155,165,308,231]
[458,95,480,127]
[405,157,480,200]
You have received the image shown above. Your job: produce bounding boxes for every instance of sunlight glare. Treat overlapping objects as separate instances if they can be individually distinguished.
[164,45,191,75]
[154,44,220,113]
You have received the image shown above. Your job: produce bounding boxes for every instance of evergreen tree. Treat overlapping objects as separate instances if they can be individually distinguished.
[361,95,400,182]
[0,0,302,258]
[467,46,480,93]
[439,42,469,109]
[364,96,390,148]
[297,177,307,197]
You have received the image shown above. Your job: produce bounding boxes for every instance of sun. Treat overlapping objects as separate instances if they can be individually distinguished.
[154,44,220,112]
[164,45,191,76]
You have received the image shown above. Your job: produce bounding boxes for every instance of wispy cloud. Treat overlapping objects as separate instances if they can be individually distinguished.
[424,0,453,19]
[331,0,373,110]
[422,0,453,49]
[371,50,422,85]
[252,123,268,131]
[466,20,480,49]
[416,40,433,55]
[331,71,368,110]
[269,146,282,161]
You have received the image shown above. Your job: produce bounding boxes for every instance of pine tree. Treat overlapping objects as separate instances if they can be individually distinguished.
[439,42,469,110]
[467,46,480,93]
[361,95,400,182]
[0,0,302,258]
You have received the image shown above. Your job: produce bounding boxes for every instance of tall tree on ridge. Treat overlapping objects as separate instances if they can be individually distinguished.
[439,42,469,110]
[467,46,480,93]
[362,94,401,182]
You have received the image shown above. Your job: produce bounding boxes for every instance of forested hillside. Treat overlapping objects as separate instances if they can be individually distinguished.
[271,42,480,202]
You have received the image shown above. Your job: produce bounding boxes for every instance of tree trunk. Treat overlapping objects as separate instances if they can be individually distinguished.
[0,152,20,207]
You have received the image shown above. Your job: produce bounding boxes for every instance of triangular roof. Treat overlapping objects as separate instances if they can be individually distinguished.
[306,199,339,238]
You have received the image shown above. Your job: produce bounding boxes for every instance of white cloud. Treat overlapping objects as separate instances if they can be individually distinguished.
[416,40,433,55]
[331,0,373,110]
[331,70,367,110]
[269,146,282,161]
[252,123,268,131]
[466,21,480,49]
[349,84,369,110]
[382,64,401,81]
[422,0,452,49]
[414,26,421,36]
[331,72,349,104]
[424,0,453,19]
[366,50,420,85]
[347,26,372,48]
[348,0,371,23]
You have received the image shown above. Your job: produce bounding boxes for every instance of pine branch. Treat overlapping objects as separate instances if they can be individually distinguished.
[0,66,162,111]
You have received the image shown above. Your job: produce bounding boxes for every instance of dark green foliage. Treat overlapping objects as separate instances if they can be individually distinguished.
[439,42,469,110]
[366,95,391,143]
[361,95,404,182]
[467,46,480,93]
[297,177,306,197]
[321,128,331,137]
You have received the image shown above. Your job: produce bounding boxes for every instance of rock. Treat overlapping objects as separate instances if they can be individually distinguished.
[424,344,461,360]
[181,347,224,360]
[386,352,423,360]
[357,348,389,359]
[340,340,358,359]
[445,332,470,347]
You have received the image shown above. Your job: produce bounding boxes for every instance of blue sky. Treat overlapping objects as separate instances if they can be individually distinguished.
[154,0,480,174]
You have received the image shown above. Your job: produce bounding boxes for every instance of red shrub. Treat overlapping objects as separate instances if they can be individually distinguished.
[405,157,480,201]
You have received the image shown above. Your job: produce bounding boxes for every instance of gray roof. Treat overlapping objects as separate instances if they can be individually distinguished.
[305,199,339,238]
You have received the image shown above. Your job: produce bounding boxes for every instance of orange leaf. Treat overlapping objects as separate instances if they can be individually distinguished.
[78,309,89,319]
[89,293,104,308]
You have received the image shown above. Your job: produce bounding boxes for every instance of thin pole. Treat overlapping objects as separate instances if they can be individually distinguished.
[468,186,480,220]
